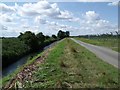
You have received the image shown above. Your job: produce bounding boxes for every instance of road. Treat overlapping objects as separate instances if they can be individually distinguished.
[71,38,120,69]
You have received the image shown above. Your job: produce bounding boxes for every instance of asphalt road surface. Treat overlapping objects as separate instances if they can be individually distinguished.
[71,38,120,69]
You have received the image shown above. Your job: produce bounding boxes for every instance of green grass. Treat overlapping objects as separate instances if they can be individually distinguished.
[75,37,119,52]
[24,39,66,88]
[21,38,119,88]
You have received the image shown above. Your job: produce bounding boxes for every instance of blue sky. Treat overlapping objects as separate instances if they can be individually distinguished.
[0,1,118,37]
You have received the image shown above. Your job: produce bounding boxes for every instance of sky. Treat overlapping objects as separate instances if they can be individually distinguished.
[0,0,119,37]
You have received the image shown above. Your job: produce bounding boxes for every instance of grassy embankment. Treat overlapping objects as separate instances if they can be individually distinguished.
[75,37,119,52]
[20,38,119,88]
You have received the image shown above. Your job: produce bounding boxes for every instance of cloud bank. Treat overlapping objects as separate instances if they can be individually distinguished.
[0,1,118,37]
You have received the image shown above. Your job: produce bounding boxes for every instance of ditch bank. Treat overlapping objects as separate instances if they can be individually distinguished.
[2,39,63,89]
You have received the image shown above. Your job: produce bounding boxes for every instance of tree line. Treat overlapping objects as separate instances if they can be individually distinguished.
[77,31,120,39]
[2,30,70,68]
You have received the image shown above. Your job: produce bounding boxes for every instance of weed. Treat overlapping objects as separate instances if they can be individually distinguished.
[60,60,67,68]
[70,47,77,53]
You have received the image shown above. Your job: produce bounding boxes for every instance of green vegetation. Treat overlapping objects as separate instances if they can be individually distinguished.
[75,37,119,52]
[2,38,30,68]
[2,51,43,87]
[17,38,119,88]
[2,30,70,69]
[18,31,39,52]
[57,30,70,39]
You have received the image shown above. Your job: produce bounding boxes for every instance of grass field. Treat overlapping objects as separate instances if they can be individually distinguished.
[20,38,119,88]
[75,37,119,52]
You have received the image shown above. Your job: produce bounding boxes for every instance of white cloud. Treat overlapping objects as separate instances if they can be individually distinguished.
[0,3,15,13]
[17,1,60,17]
[1,1,80,37]
[24,29,39,34]
[44,21,80,34]
[22,25,29,29]
[0,13,13,22]
[108,1,119,6]
[84,11,100,21]
[69,17,80,22]
[55,10,80,22]
[0,1,118,37]
[16,1,79,21]
[56,10,73,19]
[34,16,48,24]
[49,21,58,25]
[1,25,8,30]
[79,11,117,35]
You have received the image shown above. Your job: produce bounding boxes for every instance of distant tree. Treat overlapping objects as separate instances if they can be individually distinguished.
[57,30,70,39]
[52,34,57,39]
[18,32,23,38]
[2,37,5,39]
[18,31,39,51]
[36,32,45,43]
[65,31,70,37]
[57,30,65,39]
[45,35,50,39]
[110,32,113,36]
[115,31,119,35]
